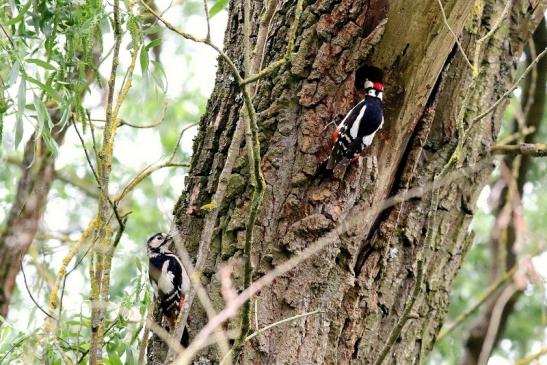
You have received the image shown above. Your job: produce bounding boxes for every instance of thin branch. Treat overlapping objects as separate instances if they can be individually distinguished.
[45,219,97,333]
[170,112,246,356]
[171,233,232,364]
[251,0,280,76]
[472,47,547,123]
[477,285,519,365]
[496,126,536,145]
[20,258,56,320]
[137,305,153,365]
[4,155,99,199]
[219,309,324,364]
[472,0,512,78]
[146,318,185,357]
[121,119,163,128]
[71,120,125,228]
[113,122,195,204]
[138,0,243,85]
[59,244,93,319]
[169,122,198,162]
[203,0,211,41]
[513,348,547,365]
[477,0,512,43]
[435,0,473,70]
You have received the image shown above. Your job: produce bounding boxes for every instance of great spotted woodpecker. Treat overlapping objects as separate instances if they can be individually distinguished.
[147,233,189,333]
[325,79,384,171]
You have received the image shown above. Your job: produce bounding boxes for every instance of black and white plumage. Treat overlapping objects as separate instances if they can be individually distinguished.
[147,232,189,331]
[325,80,384,170]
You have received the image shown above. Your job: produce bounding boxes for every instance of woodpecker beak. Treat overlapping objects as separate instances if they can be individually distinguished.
[165,234,173,242]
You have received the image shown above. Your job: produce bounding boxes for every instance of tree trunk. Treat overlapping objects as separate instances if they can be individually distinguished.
[172,0,545,363]
[0,117,67,319]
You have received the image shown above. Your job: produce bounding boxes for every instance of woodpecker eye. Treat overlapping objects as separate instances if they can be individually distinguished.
[147,232,167,247]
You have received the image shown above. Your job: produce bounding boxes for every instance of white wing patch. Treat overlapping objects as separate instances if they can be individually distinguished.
[158,261,175,294]
[165,252,190,293]
[350,105,366,138]
[151,281,158,296]
[362,117,384,147]
[362,131,377,146]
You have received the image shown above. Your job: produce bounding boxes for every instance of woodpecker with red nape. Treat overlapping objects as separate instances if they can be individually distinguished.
[324,76,385,172]
[147,232,189,340]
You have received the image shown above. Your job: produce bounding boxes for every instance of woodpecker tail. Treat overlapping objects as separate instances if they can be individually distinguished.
[180,326,190,347]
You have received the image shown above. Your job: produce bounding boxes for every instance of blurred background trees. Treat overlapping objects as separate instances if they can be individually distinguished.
[0,0,545,364]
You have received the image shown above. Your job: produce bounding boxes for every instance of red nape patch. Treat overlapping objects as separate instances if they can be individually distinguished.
[331,128,340,143]
[178,296,185,310]
[373,82,384,91]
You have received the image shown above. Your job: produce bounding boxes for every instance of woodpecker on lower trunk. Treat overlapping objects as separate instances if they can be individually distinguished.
[147,232,189,339]
[325,80,384,171]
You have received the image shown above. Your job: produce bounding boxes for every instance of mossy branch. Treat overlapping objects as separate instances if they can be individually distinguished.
[45,217,98,334]
[491,142,547,156]
[240,0,304,86]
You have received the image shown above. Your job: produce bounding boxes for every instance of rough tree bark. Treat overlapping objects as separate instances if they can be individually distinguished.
[460,18,547,365]
[171,0,545,363]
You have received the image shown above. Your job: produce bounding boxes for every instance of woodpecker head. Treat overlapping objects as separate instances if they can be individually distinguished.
[147,232,173,251]
[364,79,384,100]
[355,65,384,98]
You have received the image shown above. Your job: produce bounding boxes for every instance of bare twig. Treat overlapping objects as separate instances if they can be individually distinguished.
[71,120,125,228]
[139,0,242,85]
[203,0,211,41]
[146,318,185,357]
[477,285,519,365]
[435,0,473,70]
[513,347,547,365]
[496,126,536,145]
[472,0,512,78]
[233,0,267,356]
[170,232,232,364]
[471,47,547,123]
[20,258,56,320]
[219,309,324,364]
[138,305,153,365]
[251,0,280,78]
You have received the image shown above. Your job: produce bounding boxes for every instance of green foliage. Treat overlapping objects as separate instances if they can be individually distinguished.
[0,0,108,153]
[209,0,230,17]
[0,0,208,362]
